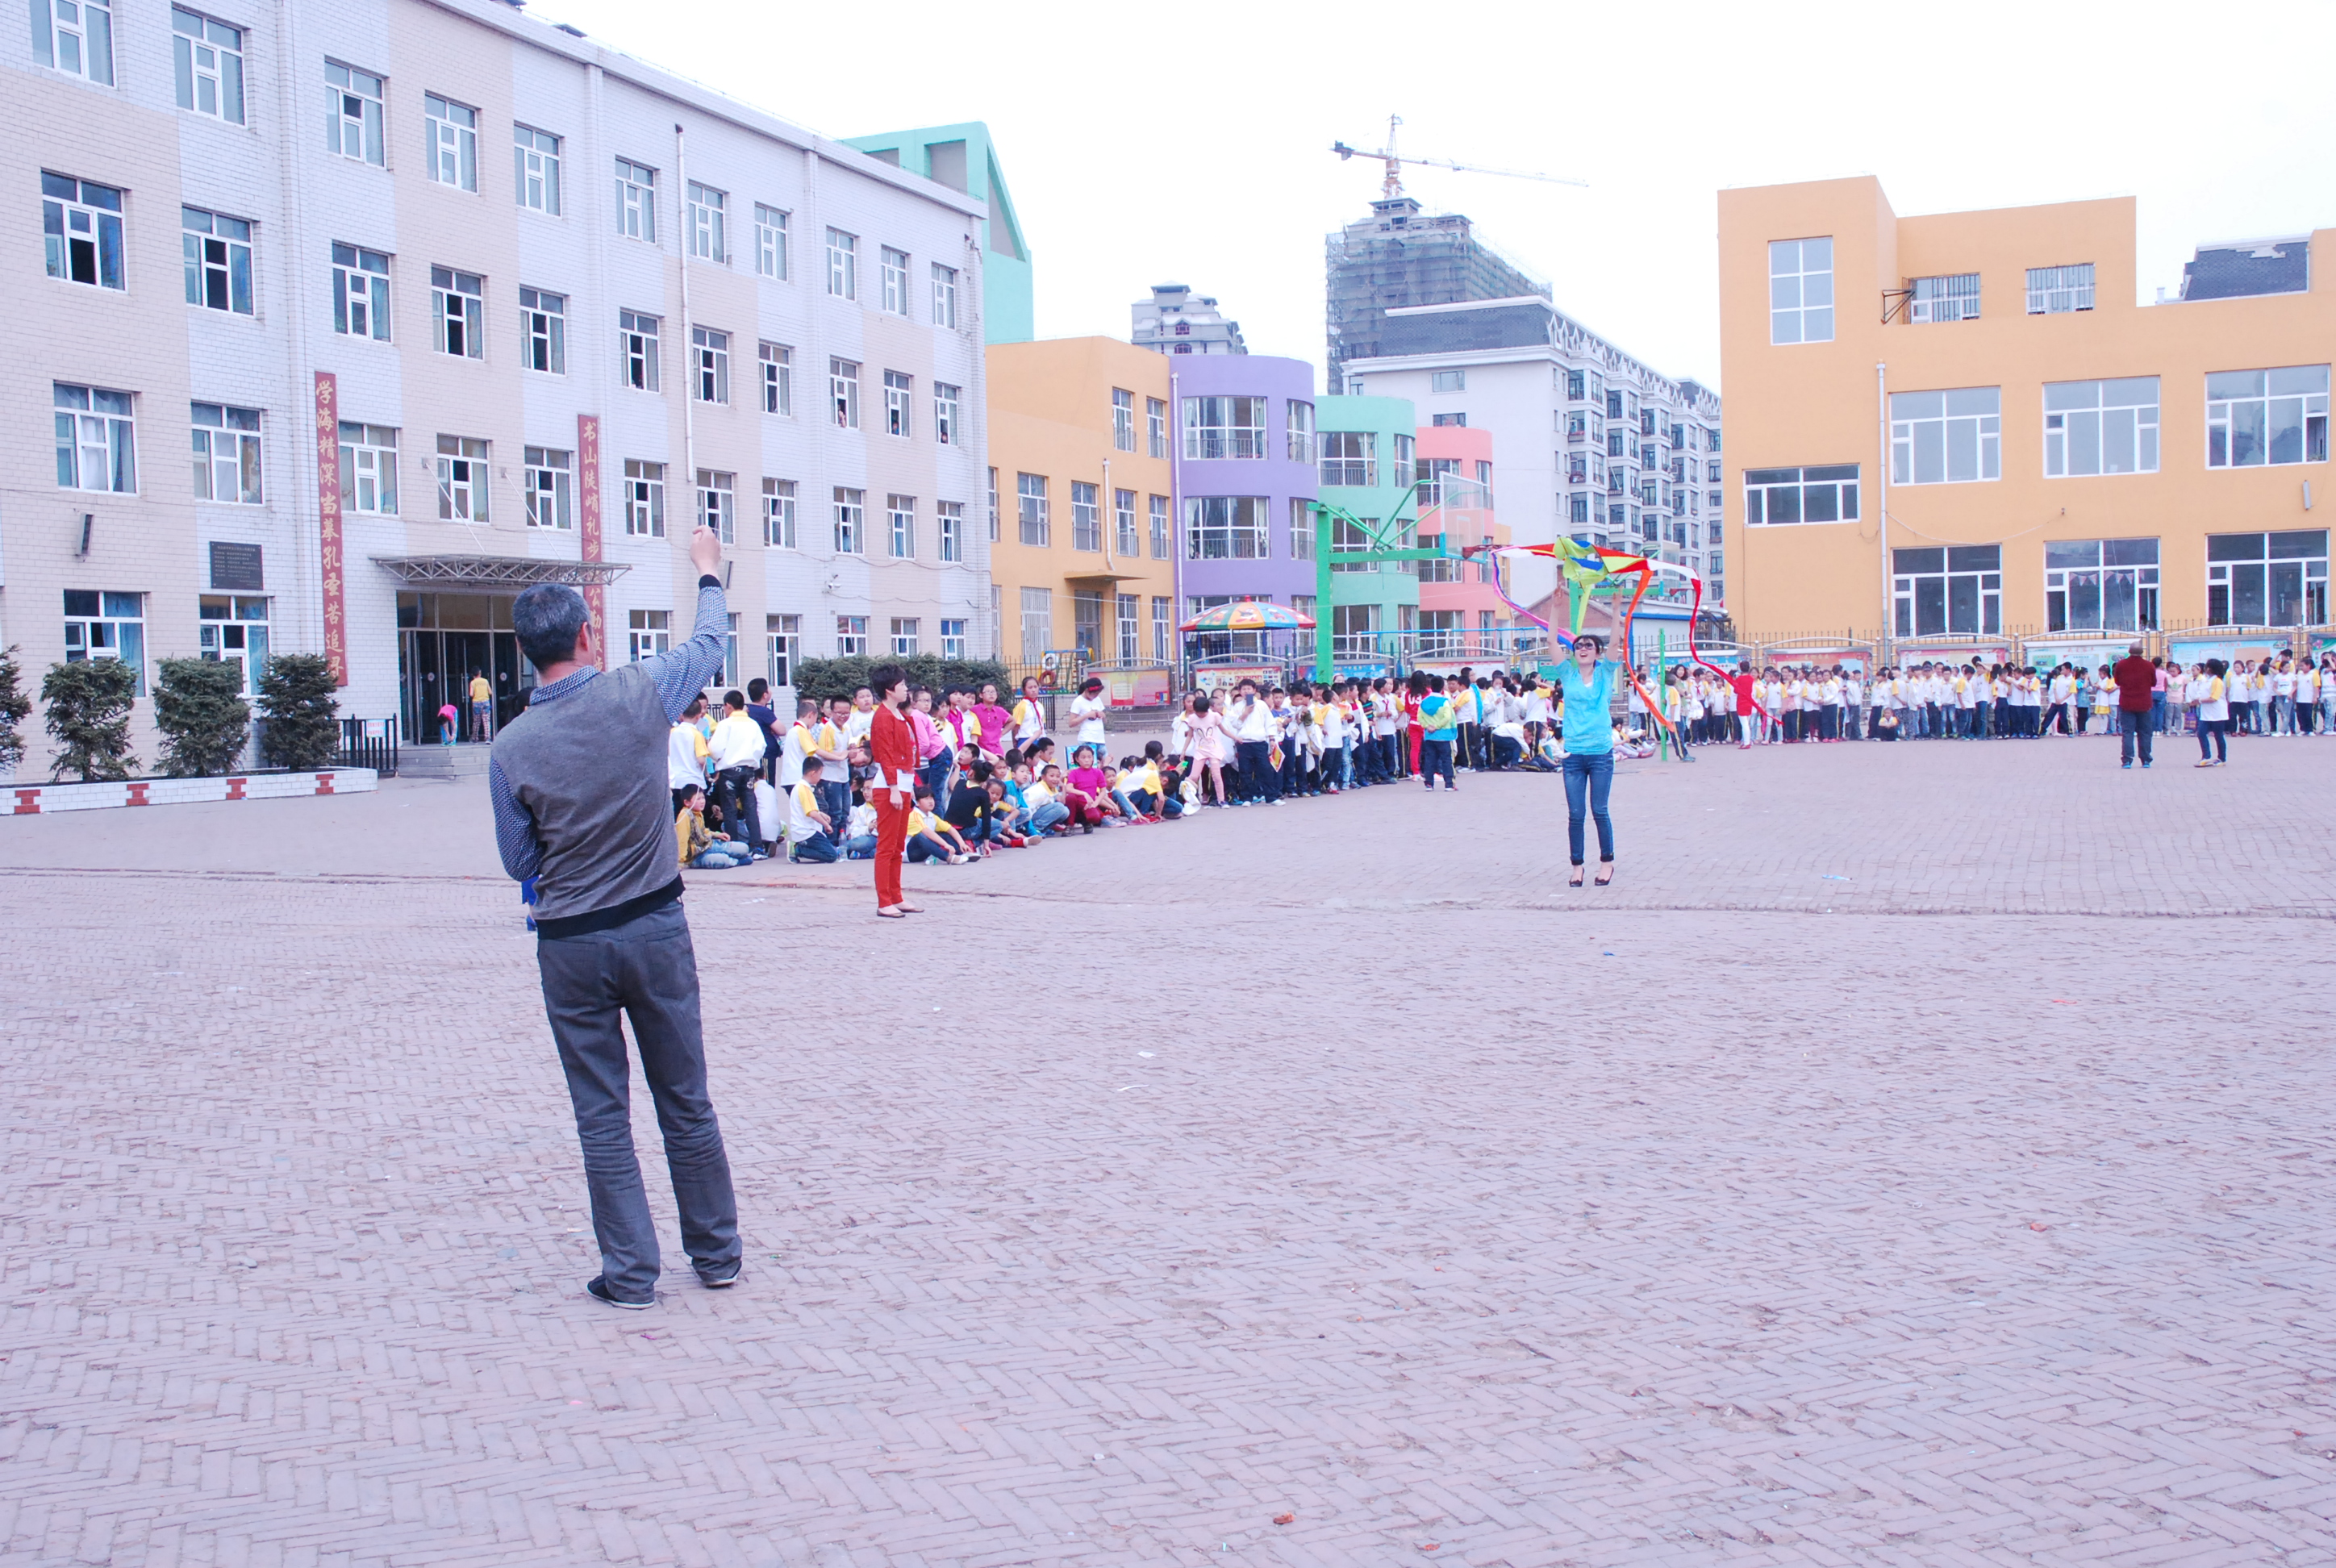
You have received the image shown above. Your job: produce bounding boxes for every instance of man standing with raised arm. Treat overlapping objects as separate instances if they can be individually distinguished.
[489,525,743,1310]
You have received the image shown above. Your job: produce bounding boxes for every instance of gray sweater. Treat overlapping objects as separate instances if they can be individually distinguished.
[490,580,728,933]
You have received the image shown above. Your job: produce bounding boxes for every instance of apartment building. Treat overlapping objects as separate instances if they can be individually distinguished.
[1341,299,1721,615]
[844,123,1032,347]
[1719,176,2335,662]
[985,337,1176,685]
[7,0,990,768]
[1308,393,1419,669]
[1133,283,1246,357]
[1173,354,1318,657]
[1410,423,1516,661]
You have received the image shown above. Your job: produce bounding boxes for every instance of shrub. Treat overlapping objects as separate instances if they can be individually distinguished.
[792,654,1009,707]
[257,653,341,771]
[154,657,252,776]
[41,658,140,782]
[0,645,30,777]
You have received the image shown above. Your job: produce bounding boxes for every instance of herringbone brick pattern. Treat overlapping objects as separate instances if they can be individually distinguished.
[2,739,2331,1565]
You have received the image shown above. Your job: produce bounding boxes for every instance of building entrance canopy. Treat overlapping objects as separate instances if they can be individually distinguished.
[371,555,631,587]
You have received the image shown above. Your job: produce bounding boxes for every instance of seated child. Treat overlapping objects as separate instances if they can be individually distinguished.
[675,786,753,869]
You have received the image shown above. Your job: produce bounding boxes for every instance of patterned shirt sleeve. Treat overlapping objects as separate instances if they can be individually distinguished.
[488,754,541,882]
[644,580,729,722]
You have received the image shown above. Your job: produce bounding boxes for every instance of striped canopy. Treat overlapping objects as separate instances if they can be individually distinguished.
[1178,600,1316,632]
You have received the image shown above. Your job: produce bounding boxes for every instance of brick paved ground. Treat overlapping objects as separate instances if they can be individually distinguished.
[3,736,2333,1566]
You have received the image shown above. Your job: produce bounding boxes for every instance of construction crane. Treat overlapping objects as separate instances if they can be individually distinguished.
[1332,115,1587,200]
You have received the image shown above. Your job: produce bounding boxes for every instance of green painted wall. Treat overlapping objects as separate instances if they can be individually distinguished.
[842,121,1034,345]
[1312,394,1421,663]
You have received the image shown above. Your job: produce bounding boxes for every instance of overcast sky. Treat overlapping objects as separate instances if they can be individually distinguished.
[537,0,2336,397]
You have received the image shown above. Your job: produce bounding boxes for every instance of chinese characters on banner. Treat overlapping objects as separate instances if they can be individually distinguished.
[312,372,348,686]
[578,413,605,668]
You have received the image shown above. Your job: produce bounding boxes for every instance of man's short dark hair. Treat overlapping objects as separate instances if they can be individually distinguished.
[724,690,746,711]
[512,583,588,672]
[748,678,769,701]
[801,756,824,776]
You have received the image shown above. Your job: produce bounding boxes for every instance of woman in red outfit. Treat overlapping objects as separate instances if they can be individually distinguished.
[866,665,921,917]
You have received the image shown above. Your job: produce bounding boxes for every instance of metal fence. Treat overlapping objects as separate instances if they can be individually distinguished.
[336,716,399,777]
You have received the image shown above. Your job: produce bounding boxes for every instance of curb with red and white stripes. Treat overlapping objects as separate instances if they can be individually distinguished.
[6,769,378,815]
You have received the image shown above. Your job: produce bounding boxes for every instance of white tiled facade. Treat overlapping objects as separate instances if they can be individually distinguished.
[5,0,990,767]
[1344,301,1721,609]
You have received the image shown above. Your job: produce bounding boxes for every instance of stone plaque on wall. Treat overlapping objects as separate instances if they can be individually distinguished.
[209,540,265,592]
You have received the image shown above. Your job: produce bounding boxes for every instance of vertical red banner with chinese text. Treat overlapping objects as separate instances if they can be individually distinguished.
[578,413,605,669]
[313,373,348,685]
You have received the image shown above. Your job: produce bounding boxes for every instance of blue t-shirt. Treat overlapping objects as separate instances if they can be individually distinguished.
[1558,661,1619,755]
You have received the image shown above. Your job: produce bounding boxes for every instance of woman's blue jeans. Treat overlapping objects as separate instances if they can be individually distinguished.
[1562,751,1616,865]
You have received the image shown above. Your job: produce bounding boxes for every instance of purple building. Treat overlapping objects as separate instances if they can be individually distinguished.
[1171,355,1320,657]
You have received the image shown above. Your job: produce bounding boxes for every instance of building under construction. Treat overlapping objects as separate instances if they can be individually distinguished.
[1326,196,1550,388]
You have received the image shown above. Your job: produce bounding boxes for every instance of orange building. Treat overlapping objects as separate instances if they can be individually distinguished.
[984,338,1178,688]
[1719,177,2334,664]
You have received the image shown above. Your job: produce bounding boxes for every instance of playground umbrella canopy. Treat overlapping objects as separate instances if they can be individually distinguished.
[1179,600,1317,633]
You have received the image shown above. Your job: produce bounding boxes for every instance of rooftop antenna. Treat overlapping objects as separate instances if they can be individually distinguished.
[1333,114,1588,198]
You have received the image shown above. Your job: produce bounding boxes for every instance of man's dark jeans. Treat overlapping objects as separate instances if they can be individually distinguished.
[710,765,760,847]
[536,902,739,1302]
[2119,708,2153,766]
[1234,738,1277,802]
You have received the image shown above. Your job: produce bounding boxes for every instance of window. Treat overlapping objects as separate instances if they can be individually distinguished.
[328,244,391,340]
[934,382,960,445]
[1431,413,1466,427]
[835,615,868,656]
[1287,400,1316,463]
[1115,489,1140,555]
[1569,493,1591,525]
[767,613,799,687]
[198,596,269,694]
[54,383,134,492]
[519,286,565,373]
[500,122,562,218]
[1769,237,1833,344]
[1291,498,1315,561]
[690,326,730,403]
[879,246,909,313]
[1332,515,1377,574]
[988,469,1000,540]
[754,205,788,279]
[171,7,242,121]
[1892,544,2000,637]
[1182,396,1266,459]
[761,477,796,547]
[695,469,734,542]
[1148,397,1168,458]
[1072,482,1102,552]
[619,310,660,391]
[686,181,725,262]
[2207,531,2330,627]
[424,95,478,190]
[2046,538,2159,632]
[1565,369,1586,400]
[1394,433,1414,474]
[615,159,656,241]
[1184,495,1269,558]
[1742,465,1859,525]
[882,369,911,436]
[1319,431,1376,487]
[1909,273,1979,323]
[889,616,920,656]
[1432,369,1466,393]
[1891,387,2000,484]
[181,206,251,313]
[338,422,397,515]
[627,608,670,662]
[828,358,860,428]
[1151,597,1171,664]
[887,494,916,557]
[1020,588,1053,661]
[524,446,571,529]
[1017,473,1049,545]
[1116,593,1140,664]
[436,435,488,520]
[938,500,964,562]
[2206,366,2329,468]
[941,618,967,660]
[826,227,857,298]
[37,0,113,81]
[326,62,384,164]
[1073,593,1103,661]
[190,402,260,503]
[720,612,740,688]
[2026,264,2094,315]
[623,460,665,536]
[429,267,484,358]
[62,592,144,693]
[833,487,864,553]
[755,342,791,415]
[43,174,123,290]
[1112,388,1137,452]
[2043,377,2158,476]
[931,263,957,327]
[1149,494,1170,558]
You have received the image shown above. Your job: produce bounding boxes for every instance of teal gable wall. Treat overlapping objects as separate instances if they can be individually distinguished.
[842,122,1033,345]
